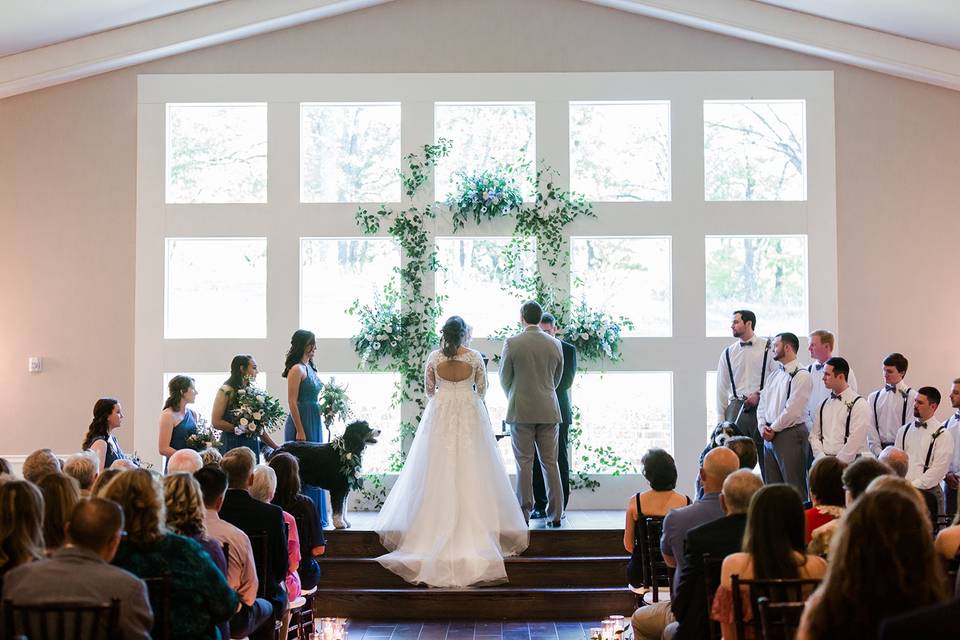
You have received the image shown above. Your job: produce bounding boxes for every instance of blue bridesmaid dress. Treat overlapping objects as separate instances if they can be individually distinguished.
[169,411,198,451]
[219,387,263,460]
[284,366,328,527]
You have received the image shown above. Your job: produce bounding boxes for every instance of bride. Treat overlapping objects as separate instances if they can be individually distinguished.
[374,316,529,587]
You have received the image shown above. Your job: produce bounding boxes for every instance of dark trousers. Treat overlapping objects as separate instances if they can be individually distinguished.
[725,399,763,479]
[946,483,958,521]
[533,422,570,511]
[230,598,273,639]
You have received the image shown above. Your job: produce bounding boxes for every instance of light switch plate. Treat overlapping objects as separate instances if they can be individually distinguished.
[28,357,42,373]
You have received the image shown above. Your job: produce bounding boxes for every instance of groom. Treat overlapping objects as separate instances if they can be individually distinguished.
[500,300,566,526]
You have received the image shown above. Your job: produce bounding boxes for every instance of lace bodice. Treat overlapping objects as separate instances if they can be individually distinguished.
[424,349,488,399]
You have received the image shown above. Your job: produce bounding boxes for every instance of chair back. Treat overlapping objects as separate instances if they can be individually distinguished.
[2,598,120,640]
[934,515,952,534]
[757,597,806,640]
[643,517,674,602]
[730,575,820,640]
[247,531,271,599]
[702,553,724,640]
[143,575,172,640]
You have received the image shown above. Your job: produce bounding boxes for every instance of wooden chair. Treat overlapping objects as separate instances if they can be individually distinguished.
[143,574,172,640]
[730,575,821,640]
[933,515,952,534]
[2,598,120,640]
[642,517,674,604]
[288,586,317,639]
[702,553,724,640]
[757,597,806,640]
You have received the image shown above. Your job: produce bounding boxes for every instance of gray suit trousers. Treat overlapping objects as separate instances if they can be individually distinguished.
[511,422,564,522]
[763,424,809,500]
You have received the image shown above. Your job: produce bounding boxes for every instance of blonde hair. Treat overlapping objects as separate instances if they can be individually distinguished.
[64,451,99,490]
[36,472,81,550]
[199,448,222,467]
[22,448,60,484]
[0,480,45,570]
[163,473,207,538]
[808,329,835,349]
[250,464,277,503]
[90,468,124,497]
[102,469,165,547]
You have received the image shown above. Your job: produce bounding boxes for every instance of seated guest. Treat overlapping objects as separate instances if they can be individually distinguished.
[798,490,946,640]
[804,456,846,544]
[668,469,763,640]
[36,472,81,554]
[252,464,301,600]
[809,457,891,557]
[82,398,129,472]
[1,498,154,639]
[624,448,690,587]
[218,447,288,639]
[102,469,237,640]
[21,447,60,483]
[63,451,99,496]
[934,512,960,563]
[200,447,223,467]
[631,447,740,640]
[167,449,204,475]
[270,452,326,590]
[111,458,139,470]
[0,480,45,590]
[879,595,960,639]
[878,446,909,478]
[196,465,273,640]
[90,467,124,497]
[894,386,953,519]
[163,473,228,575]
[0,458,10,476]
[867,475,933,522]
[726,436,759,471]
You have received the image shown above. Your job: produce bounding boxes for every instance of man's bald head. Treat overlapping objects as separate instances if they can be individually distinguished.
[721,469,763,514]
[67,498,124,558]
[878,447,909,478]
[167,449,203,475]
[702,447,740,493]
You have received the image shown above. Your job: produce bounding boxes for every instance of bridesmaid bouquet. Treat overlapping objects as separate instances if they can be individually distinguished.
[319,378,352,429]
[186,416,223,451]
[232,386,285,437]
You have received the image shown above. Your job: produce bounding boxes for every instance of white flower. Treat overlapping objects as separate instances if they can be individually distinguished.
[373,343,381,350]
[378,334,388,341]
[253,411,263,420]
[345,453,352,460]
[580,332,590,340]
[385,326,393,333]
[239,418,249,426]
[391,341,397,347]
[234,426,244,436]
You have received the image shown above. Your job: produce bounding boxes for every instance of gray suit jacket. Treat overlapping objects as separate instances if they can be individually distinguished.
[499,325,564,424]
[2,546,153,639]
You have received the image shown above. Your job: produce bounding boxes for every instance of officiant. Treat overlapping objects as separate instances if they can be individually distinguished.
[531,312,577,519]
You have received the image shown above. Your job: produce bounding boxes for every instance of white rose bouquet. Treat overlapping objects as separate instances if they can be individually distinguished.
[186,416,223,451]
[232,385,285,437]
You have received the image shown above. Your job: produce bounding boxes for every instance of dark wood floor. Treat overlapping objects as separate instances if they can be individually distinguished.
[335,510,625,531]
[346,621,606,640]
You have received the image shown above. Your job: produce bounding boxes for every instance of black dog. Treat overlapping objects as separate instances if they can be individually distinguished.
[272,420,380,529]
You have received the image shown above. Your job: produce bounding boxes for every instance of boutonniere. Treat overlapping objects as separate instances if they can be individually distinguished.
[844,400,856,411]
[931,427,946,441]
[332,436,364,490]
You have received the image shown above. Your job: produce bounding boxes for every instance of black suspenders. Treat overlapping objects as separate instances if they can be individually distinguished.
[902,389,911,425]
[725,347,737,399]
[725,340,771,400]
[900,423,946,473]
[785,369,800,400]
[819,395,863,444]
[873,388,912,436]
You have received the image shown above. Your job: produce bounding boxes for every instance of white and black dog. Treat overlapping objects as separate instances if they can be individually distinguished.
[272,420,380,529]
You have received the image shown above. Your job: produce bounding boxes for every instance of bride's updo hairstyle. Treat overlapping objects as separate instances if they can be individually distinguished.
[441,316,467,358]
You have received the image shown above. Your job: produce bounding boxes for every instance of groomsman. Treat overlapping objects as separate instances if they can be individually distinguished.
[895,386,954,519]
[866,353,919,456]
[757,332,812,497]
[810,357,869,464]
[805,330,859,432]
[943,378,960,518]
[716,310,777,477]
[531,313,577,518]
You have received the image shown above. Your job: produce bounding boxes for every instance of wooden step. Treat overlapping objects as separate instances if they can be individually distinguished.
[313,586,637,620]
[325,528,626,558]
[318,555,630,588]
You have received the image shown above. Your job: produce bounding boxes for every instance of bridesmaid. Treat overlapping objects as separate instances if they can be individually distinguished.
[158,375,199,469]
[283,330,328,527]
[213,355,278,460]
[82,398,128,471]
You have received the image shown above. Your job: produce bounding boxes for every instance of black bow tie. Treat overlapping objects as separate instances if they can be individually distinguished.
[740,341,752,347]
[885,384,897,392]
[815,363,824,371]
[955,411,960,421]
[831,393,842,400]
[916,421,928,429]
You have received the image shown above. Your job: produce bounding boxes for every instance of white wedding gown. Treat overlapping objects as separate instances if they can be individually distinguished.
[374,348,529,587]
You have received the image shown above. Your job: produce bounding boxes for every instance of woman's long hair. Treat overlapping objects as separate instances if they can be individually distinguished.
[163,473,207,538]
[441,316,467,358]
[804,490,945,639]
[37,473,81,550]
[82,398,119,451]
[0,480,45,570]
[224,355,254,391]
[163,375,195,411]
[102,469,165,548]
[743,484,806,580]
[283,330,317,378]
[269,452,303,512]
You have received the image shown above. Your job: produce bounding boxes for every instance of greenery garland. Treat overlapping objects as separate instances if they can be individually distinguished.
[331,436,364,490]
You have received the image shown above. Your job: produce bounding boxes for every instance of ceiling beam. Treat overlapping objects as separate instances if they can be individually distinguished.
[0,0,395,100]
[584,0,960,91]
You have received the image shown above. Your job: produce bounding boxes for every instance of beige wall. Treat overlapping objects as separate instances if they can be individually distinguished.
[2,0,959,458]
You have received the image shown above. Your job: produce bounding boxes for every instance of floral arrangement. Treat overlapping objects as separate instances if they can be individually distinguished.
[331,436,364,490]
[232,384,285,437]
[446,164,524,231]
[349,283,405,367]
[319,378,351,429]
[186,416,223,451]
[563,303,634,362]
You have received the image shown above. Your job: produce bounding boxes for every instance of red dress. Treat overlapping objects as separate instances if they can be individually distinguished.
[804,505,843,544]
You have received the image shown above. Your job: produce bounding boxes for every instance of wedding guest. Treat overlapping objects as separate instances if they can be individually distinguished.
[158,375,199,466]
[805,456,846,542]
[797,490,945,640]
[726,436,759,471]
[716,310,777,478]
[934,511,960,563]
[103,469,237,640]
[809,357,869,464]
[878,446,909,477]
[895,386,953,518]
[213,355,278,459]
[36,472,81,553]
[808,457,891,557]
[624,448,690,588]
[805,330,860,429]
[111,459,138,470]
[282,330,327,525]
[82,398,129,471]
[167,449,203,475]
[199,447,223,467]
[712,485,827,640]
[252,464,301,600]
[21,447,60,483]
[1,498,154,639]
[63,451,99,495]
[270,452,325,590]
[942,378,960,518]
[757,332,813,495]
[0,458,10,476]
[867,353,919,455]
[90,467,124,497]
[162,473,228,576]
[0,480,45,590]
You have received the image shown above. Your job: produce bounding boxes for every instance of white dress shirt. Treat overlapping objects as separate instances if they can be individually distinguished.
[866,382,919,455]
[810,386,869,464]
[757,360,813,432]
[895,419,955,490]
[805,361,859,428]
[716,337,778,416]
[944,411,960,476]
